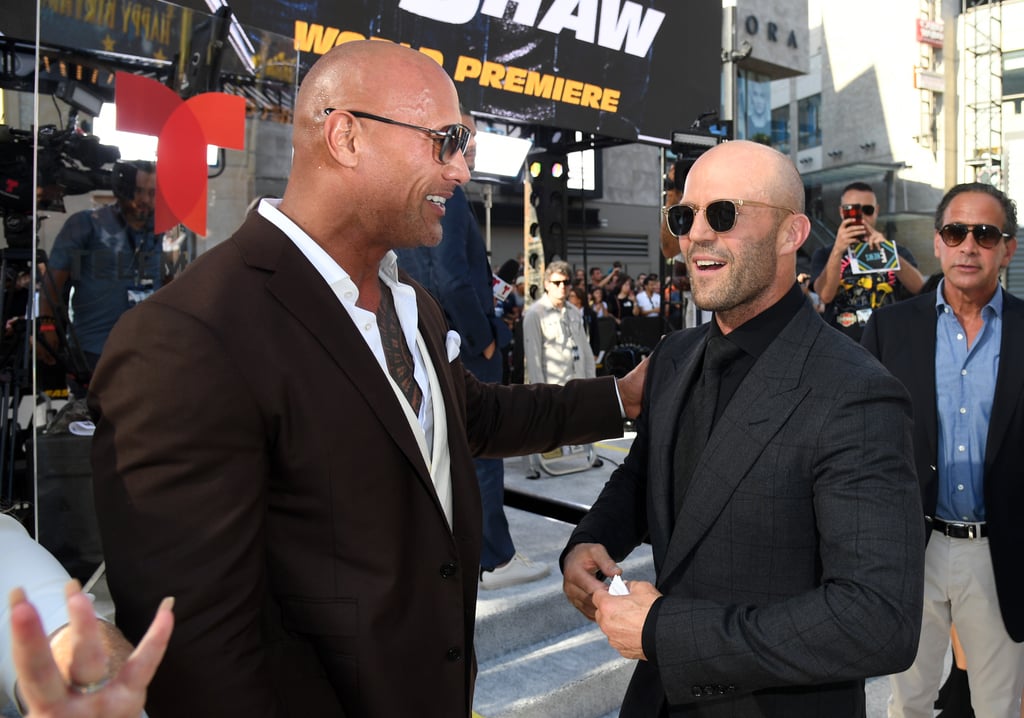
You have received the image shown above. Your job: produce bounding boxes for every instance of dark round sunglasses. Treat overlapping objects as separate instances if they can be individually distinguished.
[845,203,876,216]
[661,199,797,237]
[323,108,471,164]
[938,223,1013,249]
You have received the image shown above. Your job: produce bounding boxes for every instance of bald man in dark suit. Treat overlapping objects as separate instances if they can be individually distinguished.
[563,140,924,717]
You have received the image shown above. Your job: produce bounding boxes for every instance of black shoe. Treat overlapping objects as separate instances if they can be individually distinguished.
[591,458,604,468]
[935,664,974,718]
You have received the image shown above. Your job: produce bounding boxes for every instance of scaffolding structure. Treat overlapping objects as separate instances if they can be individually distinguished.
[961,0,1004,189]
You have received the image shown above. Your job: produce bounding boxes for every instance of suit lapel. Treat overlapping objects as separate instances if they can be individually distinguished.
[659,305,817,580]
[237,216,433,482]
[647,327,708,561]
[986,290,1024,472]
[904,298,939,467]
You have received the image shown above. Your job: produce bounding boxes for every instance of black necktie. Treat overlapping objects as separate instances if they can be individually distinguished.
[671,335,744,512]
[376,281,422,415]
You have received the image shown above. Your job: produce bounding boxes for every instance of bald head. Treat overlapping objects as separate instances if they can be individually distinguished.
[293,41,460,160]
[279,41,470,273]
[681,140,810,331]
[689,141,805,213]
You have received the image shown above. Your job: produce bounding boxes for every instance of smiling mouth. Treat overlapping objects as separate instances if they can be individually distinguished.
[426,195,447,209]
[695,259,726,270]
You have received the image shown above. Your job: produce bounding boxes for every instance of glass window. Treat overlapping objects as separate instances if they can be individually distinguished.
[1004,50,1024,98]
[771,106,790,155]
[798,94,822,150]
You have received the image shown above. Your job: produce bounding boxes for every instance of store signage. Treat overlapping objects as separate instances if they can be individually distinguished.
[916,18,944,48]
[742,15,799,49]
[914,67,945,93]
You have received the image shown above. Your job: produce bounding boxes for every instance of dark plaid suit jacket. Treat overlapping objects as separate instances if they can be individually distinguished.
[569,301,925,717]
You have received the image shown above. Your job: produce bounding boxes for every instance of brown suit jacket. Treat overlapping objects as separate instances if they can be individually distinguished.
[89,213,623,717]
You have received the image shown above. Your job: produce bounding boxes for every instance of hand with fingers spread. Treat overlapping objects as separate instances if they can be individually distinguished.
[8,580,174,718]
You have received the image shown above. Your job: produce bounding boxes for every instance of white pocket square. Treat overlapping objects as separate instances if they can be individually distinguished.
[445,331,462,362]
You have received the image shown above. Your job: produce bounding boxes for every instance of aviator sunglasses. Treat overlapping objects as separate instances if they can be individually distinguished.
[661,199,796,237]
[938,223,1013,249]
[323,109,471,164]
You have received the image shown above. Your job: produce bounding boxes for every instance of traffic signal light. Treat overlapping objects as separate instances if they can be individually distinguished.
[528,152,569,263]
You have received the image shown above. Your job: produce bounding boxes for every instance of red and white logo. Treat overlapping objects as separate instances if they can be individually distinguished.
[114,72,246,235]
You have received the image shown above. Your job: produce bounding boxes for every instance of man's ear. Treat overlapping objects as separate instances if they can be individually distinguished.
[778,213,811,257]
[324,112,357,168]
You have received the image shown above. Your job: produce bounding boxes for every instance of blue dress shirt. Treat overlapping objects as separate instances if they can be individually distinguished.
[934,279,1002,522]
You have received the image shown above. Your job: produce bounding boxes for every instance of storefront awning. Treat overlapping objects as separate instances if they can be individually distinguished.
[800,161,907,188]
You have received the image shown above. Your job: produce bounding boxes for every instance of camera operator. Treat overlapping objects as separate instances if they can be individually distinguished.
[37,160,163,394]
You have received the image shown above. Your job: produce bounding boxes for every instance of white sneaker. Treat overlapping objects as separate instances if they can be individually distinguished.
[479,553,550,590]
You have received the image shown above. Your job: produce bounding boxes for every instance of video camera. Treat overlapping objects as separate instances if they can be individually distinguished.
[0,121,120,247]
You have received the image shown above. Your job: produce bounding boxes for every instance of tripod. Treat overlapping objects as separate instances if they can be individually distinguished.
[0,225,89,514]
[0,246,46,511]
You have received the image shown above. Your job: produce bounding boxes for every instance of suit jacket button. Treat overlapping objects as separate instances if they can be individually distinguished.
[691,686,702,697]
[446,647,462,661]
[440,562,457,579]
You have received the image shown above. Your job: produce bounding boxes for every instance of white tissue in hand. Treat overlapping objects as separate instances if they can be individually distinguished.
[608,575,629,596]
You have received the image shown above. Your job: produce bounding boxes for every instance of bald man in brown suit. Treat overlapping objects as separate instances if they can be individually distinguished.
[89,41,641,718]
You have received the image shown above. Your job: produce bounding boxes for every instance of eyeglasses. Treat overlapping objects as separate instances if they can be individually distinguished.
[846,204,876,216]
[323,109,471,164]
[661,199,797,237]
[937,223,1012,249]
[548,278,569,286]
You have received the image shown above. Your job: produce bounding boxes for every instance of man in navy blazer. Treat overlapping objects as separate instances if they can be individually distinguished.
[862,182,1024,717]
[562,140,924,717]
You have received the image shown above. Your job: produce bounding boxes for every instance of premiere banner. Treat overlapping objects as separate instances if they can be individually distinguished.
[227,0,721,144]
[6,0,721,144]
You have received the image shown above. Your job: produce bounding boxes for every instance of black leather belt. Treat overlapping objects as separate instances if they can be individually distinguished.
[928,516,988,539]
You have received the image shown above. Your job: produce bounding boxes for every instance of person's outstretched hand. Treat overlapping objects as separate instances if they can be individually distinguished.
[9,580,174,718]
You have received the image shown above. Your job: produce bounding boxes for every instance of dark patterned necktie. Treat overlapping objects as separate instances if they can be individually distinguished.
[376,281,422,415]
[671,335,744,512]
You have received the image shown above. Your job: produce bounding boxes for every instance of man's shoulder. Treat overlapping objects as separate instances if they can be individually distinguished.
[872,291,934,325]
[1002,287,1024,314]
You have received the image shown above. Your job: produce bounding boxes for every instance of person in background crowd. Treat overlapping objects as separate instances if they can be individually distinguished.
[609,275,640,324]
[569,286,601,364]
[636,274,661,317]
[811,181,924,341]
[395,108,544,591]
[590,287,609,318]
[523,261,596,386]
[37,161,163,393]
[797,272,824,313]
